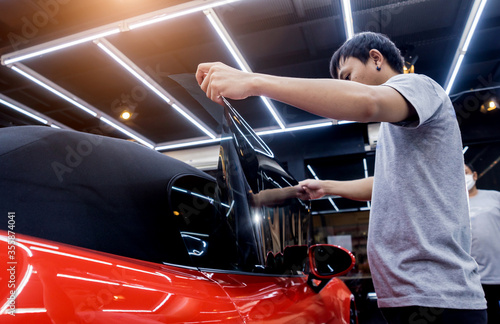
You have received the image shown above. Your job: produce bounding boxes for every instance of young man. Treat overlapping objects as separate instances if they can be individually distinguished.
[466,164,500,324]
[196,32,486,323]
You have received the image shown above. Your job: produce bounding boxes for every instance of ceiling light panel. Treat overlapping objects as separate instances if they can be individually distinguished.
[93,22,225,142]
[9,63,155,148]
[95,38,217,140]
[16,35,215,143]
[0,0,240,66]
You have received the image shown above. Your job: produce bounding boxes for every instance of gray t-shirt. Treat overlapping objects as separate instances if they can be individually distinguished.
[469,189,500,284]
[369,73,486,309]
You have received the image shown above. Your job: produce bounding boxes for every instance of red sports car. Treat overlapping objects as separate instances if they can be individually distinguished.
[0,100,357,323]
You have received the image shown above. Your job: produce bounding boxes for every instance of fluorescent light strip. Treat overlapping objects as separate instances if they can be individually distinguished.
[95,39,216,139]
[307,164,318,178]
[3,29,120,65]
[156,121,334,151]
[462,0,488,52]
[11,66,98,117]
[463,146,469,154]
[171,104,216,139]
[337,120,356,125]
[256,121,332,136]
[446,54,465,95]
[445,0,488,95]
[129,0,240,30]
[204,11,250,72]
[155,136,230,151]
[100,117,155,149]
[0,95,68,129]
[260,97,286,129]
[341,0,355,40]
[95,42,170,104]
[0,98,48,124]
[204,9,286,129]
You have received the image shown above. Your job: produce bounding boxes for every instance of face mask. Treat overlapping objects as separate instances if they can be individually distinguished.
[465,174,475,191]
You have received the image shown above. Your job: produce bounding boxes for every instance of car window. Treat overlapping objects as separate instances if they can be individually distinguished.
[169,100,311,275]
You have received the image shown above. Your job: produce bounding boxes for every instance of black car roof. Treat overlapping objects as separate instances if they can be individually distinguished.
[0,125,213,265]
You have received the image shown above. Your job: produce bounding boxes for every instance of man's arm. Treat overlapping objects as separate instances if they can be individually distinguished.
[298,177,373,202]
[251,186,302,207]
[196,62,414,123]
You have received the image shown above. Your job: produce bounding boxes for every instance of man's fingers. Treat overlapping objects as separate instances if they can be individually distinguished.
[196,62,216,85]
[195,64,207,85]
[196,62,240,105]
[200,71,210,93]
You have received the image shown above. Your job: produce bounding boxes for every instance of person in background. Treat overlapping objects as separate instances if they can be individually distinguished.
[466,163,500,324]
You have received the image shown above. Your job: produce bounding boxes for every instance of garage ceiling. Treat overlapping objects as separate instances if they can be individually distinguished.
[0,0,499,152]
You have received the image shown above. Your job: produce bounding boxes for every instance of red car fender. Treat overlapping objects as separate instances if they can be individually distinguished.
[0,231,243,323]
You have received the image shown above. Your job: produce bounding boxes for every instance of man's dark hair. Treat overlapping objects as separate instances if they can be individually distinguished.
[330,32,404,79]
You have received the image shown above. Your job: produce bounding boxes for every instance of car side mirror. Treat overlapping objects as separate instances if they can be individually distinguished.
[307,244,355,293]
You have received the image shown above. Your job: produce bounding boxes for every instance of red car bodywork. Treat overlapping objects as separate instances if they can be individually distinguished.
[1,231,353,323]
[0,101,357,323]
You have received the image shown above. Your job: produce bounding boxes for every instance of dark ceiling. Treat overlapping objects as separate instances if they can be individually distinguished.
[0,0,499,153]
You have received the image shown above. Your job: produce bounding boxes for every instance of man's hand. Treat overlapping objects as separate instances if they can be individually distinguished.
[299,177,373,202]
[298,179,328,200]
[196,62,255,105]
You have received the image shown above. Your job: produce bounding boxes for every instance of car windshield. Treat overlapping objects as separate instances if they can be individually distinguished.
[170,98,312,275]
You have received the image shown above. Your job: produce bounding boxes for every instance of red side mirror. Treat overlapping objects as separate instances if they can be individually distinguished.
[307,244,355,292]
